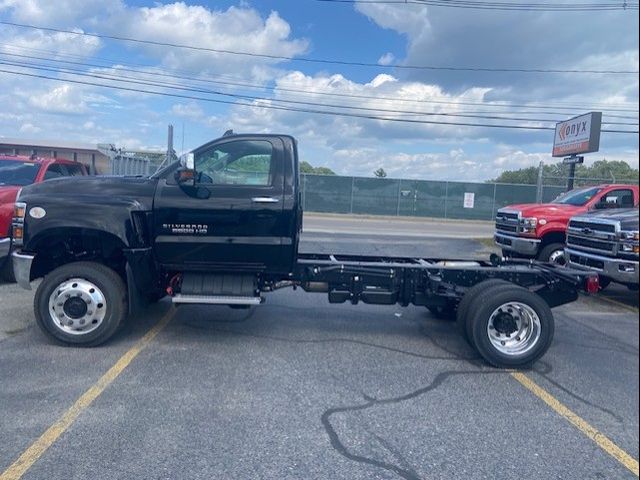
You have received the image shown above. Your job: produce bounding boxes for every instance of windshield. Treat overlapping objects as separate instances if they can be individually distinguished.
[0,160,41,186]
[552,186,603,206]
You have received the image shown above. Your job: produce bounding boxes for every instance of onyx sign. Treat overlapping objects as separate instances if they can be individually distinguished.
[552,112,602,157]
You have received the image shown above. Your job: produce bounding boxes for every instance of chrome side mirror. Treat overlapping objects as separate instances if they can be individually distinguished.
[180,153,195,170]
[175,153,196,187]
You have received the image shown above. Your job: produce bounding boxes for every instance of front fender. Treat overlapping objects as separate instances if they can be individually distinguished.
[537,224,567,240]
[22,195,148,250]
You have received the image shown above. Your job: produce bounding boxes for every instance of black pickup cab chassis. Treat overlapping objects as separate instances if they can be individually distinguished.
[11,133,598,368]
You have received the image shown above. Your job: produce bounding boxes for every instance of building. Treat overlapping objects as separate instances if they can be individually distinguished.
[0,138,169,175]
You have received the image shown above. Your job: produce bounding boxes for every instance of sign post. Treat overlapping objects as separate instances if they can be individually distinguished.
[552,112,602,191]
[562,155,585,190]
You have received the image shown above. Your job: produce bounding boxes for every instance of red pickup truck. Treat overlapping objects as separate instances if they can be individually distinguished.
[0,154,88,280]
[495,184,640,265]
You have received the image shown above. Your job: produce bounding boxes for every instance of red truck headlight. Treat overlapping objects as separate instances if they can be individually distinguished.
[520,217,538,235]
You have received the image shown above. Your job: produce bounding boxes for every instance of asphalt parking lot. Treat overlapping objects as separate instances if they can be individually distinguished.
[0,228,638,480]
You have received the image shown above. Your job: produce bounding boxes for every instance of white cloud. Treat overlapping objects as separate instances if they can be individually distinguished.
[171,102,205,120]
[114,3,308,79]
[378,52,395,66]
[27,84,88,113]
[1,0,123,26]
[19,123,41,134]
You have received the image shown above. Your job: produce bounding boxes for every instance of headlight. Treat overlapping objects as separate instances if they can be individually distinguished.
[12,202,27,246]
[620,231,639,241]
[14,202,27,221]
[520,217,537,234]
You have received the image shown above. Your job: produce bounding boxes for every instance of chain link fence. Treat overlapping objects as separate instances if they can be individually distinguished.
[301,174,569,221]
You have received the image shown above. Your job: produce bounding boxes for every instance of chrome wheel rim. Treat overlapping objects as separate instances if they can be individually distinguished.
[48,278,107,335]
[487,302,541,356]
[548,249,566,265]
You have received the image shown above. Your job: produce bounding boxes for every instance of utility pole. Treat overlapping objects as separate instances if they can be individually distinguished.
[536,161,544,203]
[167,124,174,165]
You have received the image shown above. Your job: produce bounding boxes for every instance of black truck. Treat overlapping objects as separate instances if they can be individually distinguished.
[566,208,639,289]
[10,133,599,368]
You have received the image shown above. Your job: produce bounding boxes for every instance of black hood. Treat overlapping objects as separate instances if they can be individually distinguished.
[19,175,158,204]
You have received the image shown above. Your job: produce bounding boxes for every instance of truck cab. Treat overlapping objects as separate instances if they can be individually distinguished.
[566,208,639,289]
[154,134,301,275]
[495,184,639,265]
[0,154,88,280]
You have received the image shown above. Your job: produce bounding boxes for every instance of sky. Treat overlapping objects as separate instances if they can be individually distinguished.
[0,0,638,181]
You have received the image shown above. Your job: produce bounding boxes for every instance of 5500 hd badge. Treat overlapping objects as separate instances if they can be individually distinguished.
[162,224,209,234]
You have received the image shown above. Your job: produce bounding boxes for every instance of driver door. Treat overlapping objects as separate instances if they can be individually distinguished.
[153,136,288,273]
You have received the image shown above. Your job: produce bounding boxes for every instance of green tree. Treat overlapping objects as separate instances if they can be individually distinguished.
[300,161,336,175]
[373,168,387,178]
[492,159,639,186]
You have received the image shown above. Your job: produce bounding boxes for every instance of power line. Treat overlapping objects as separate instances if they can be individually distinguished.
[1,47,637,117]
[1,66,637,134]
[316,0,639,10]
[1,20,638,74]
[2,57,637,127]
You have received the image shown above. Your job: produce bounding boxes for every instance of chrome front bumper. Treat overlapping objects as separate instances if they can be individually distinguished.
[11,251,35,290]
[566,248,639,286]
[494,232,540,257]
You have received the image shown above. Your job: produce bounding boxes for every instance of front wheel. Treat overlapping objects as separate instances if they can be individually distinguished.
[469,286,554,368]
[34,262,128,346]
[537,243,566,266]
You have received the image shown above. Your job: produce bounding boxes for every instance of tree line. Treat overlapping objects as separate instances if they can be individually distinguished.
[491,159,639,186]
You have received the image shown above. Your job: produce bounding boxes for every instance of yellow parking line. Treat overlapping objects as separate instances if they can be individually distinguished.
[0,308,176,480]
[511,372,639,477]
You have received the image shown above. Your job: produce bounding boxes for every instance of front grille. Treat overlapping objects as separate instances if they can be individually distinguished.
[495,223,518,233]
[495,210,520,235]
[567,216,621,256]
[568,220,616,233]
[496,211,519,221]
[567,235,615,253]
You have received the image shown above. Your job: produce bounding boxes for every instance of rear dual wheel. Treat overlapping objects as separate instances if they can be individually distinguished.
[457,281,554,368]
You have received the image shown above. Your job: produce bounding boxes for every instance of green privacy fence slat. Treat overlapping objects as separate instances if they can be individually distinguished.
[300,174,571,220]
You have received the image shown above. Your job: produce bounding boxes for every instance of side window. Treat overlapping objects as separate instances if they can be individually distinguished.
[65,164,86,176]
[195,140,274,186]
[43,164,66,180]
[599,189,635,208]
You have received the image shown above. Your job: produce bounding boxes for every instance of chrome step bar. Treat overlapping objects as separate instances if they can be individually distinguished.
[172,294,263,305]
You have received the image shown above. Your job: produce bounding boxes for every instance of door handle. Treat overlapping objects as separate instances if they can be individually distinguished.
[251,197,280,204]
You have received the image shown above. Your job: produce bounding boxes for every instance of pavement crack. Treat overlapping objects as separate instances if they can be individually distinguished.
[184,323,465,362]
[321,369,501,480]
[532,361,623,423]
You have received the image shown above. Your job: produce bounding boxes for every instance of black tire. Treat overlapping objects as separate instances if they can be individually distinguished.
[456,279,511,344]
[1,256,15,282]
[537,243,566,265]
[34,262,128,346]
[598,277,612,291]
[427,303,456,321]
[470,286,554,368]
